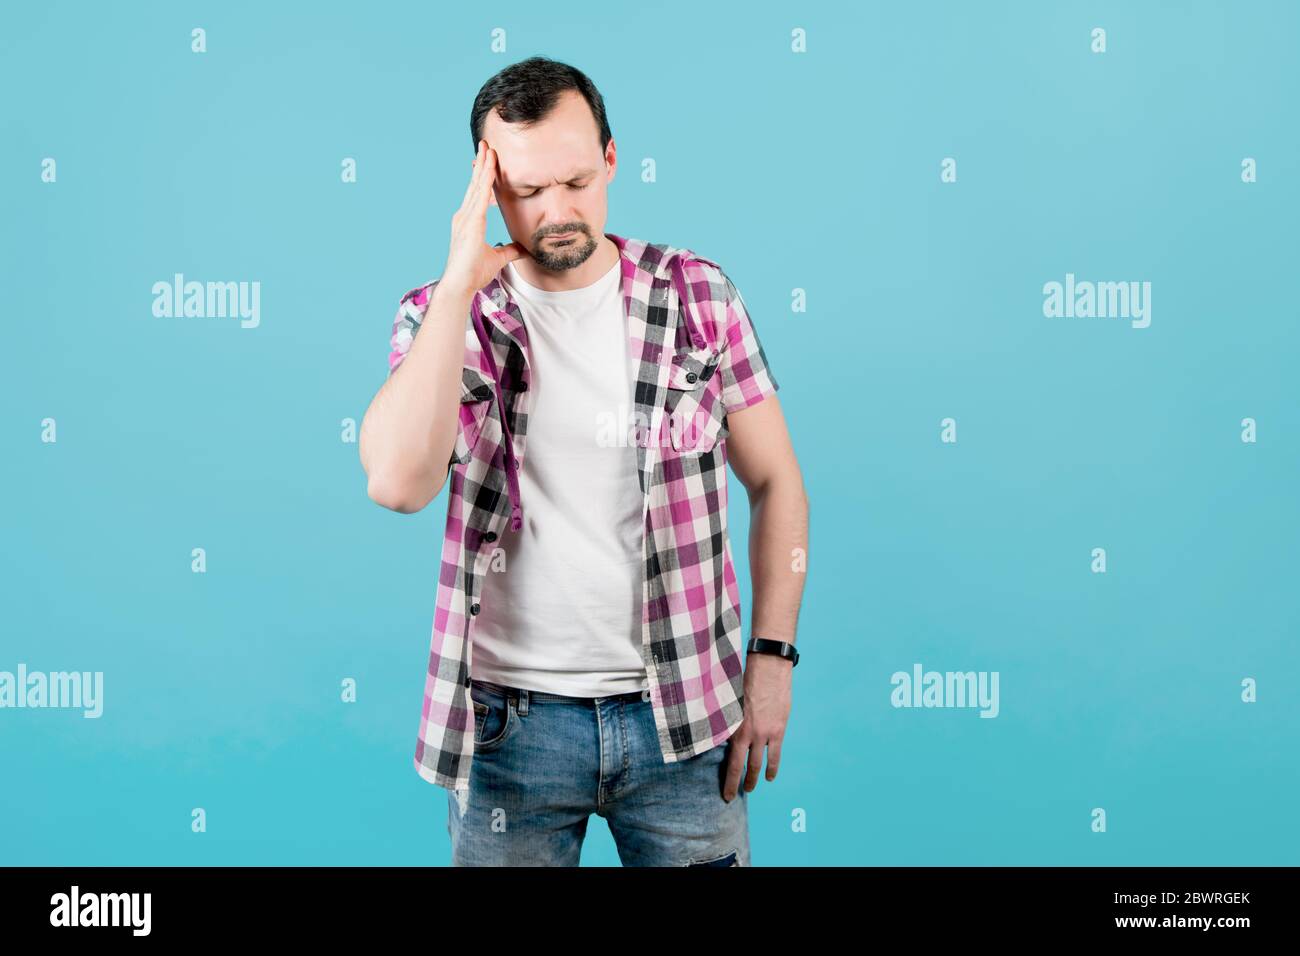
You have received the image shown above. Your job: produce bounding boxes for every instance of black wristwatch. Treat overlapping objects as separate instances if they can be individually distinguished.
[746,637,799,668]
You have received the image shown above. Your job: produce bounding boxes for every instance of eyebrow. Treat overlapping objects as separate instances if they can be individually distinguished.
[510,168,599,191]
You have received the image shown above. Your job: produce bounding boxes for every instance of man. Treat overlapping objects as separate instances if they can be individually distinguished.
[359,56,808,866]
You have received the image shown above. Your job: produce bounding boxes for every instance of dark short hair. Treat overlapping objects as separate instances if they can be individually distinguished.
[469,56,612,155]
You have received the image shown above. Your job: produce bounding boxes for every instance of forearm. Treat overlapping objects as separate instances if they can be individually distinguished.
[359,282,474,513]
[746,473,809,644]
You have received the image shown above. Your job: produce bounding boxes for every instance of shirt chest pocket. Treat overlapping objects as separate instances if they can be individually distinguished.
[662,346,728,455]
[451,366,497,466]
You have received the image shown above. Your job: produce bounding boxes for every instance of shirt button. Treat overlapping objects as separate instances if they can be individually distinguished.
[470,603,481,615]
[482,532,497,543]
[685,371,697,384]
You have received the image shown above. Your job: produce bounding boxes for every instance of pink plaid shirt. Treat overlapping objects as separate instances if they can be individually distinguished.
[386,233,780,792]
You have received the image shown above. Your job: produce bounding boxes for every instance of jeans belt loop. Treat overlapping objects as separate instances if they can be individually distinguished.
[516,687,529,716]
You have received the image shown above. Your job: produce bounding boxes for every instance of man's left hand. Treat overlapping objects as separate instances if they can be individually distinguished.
[722,652,793,801]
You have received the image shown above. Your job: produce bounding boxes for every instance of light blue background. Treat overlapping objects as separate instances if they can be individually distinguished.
[2,0,1296,865]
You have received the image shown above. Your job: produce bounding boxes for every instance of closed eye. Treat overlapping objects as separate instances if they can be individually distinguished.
[520,182,590,198]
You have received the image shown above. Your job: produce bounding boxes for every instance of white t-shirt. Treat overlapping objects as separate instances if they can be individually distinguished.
[469,255,649,697]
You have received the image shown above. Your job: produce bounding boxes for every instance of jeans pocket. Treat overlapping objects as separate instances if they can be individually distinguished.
[470,683,514,752]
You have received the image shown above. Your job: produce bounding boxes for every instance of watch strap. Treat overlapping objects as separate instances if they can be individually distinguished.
[746,637,799,667]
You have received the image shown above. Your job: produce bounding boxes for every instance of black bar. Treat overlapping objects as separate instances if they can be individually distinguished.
[0,866,1286,940]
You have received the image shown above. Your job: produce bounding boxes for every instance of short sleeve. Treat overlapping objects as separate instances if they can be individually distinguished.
[717,271,780,412]
[388,283,436,376]
[384,280,479,468]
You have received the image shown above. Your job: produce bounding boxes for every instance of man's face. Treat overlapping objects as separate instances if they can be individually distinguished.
[483,89,616,272]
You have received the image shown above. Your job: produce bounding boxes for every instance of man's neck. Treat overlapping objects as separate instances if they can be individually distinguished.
[510,234,620,292]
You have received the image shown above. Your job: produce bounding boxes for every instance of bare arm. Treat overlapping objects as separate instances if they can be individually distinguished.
[728,395,808,645]
[359,281,475,513]
[359,138,527,514]
[719,394,809,801]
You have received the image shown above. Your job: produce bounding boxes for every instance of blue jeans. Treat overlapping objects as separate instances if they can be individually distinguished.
[446,678,750,866]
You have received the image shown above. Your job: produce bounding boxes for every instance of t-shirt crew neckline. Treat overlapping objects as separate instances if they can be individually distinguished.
[502,255,622,302]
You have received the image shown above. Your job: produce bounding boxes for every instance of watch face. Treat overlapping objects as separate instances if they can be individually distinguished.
[750,639,796,664]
